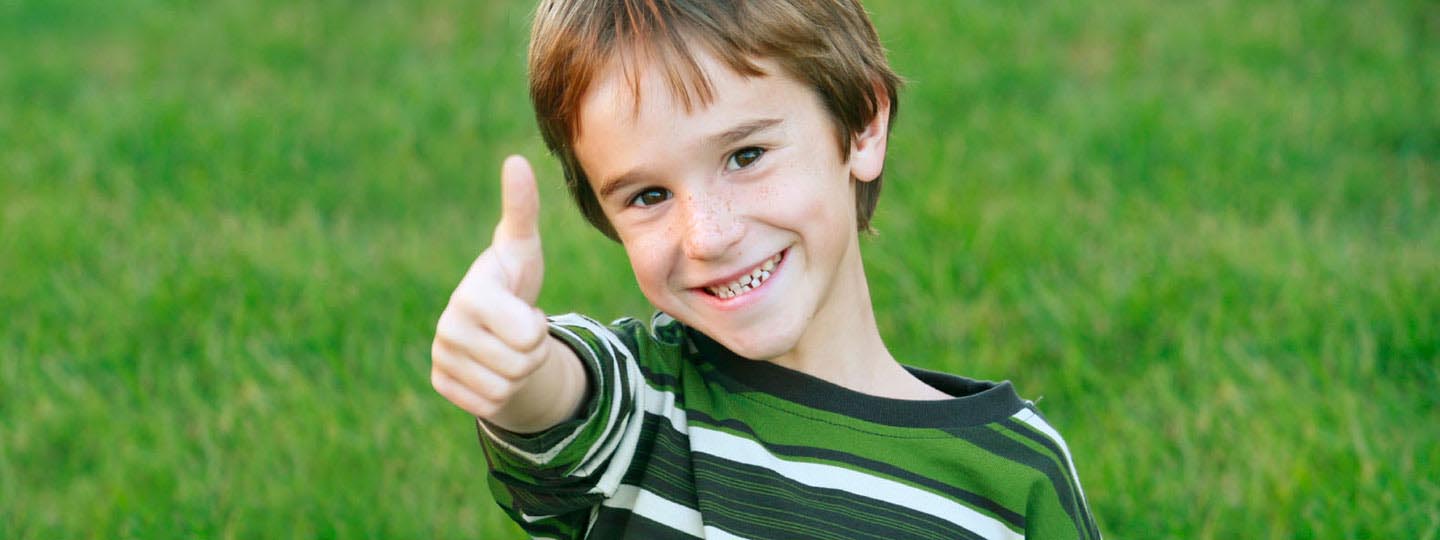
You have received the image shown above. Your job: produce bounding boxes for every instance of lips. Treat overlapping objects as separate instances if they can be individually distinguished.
[703,251,783,299]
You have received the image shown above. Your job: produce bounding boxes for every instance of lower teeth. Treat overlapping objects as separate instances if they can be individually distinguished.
[712,254,781,298]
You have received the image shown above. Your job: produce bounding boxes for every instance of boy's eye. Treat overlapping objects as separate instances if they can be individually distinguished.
[629,187,672,207]
[725,147,765,171]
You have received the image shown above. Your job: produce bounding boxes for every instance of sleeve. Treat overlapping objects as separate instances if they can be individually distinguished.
[475,313,653,539]
[1017,406,1103,540]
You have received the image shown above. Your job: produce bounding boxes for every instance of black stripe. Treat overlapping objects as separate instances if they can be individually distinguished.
[686,409,1027,530]
[633,357,683,392]
[692,453,988,540]
[996,417,1094,540]
[955,419,1086,538]
[611,317,687,391]
[489,465,604,518]
[687,329,1026,428]
[619,412,699,508]
[589,505,702,539]
[512,516,573,540]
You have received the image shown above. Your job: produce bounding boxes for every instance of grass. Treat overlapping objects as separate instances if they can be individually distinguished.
[2,0,1436,538]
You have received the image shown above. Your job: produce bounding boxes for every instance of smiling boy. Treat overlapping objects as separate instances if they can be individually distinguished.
[430,1,1100,538]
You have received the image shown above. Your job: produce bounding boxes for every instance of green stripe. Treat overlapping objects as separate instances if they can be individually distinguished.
[483,313,1099,539]
[685,408,1027,532]
[691,453,984,540]
[990,418,1092,539]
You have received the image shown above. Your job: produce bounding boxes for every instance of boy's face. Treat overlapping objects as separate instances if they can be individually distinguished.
[572,51,889,361]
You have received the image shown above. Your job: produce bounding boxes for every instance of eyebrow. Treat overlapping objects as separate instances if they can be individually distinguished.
[710,117,783,148]
[596,118,784,201]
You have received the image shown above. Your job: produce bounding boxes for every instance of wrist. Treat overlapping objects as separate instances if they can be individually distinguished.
[487,336,588,434]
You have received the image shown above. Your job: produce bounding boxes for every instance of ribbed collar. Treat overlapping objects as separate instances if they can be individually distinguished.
[687,329,1026,429]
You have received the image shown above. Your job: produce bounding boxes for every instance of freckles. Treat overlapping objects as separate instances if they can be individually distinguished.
[756,183,776,200]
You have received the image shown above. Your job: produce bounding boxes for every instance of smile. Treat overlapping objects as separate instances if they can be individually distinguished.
[705,252,783,299]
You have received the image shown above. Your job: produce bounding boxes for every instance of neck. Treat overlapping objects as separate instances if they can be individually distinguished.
[768,239,948,400]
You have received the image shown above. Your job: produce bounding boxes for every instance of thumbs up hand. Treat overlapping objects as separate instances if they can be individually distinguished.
[431,156,586,433]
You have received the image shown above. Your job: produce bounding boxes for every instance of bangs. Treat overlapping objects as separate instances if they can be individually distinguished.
[537,0,768,140]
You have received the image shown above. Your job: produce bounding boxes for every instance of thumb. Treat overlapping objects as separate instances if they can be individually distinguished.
[494,155,540,246]
[490,155,544,304]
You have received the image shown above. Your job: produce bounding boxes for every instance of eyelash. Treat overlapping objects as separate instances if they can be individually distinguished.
[629,187,671,208]
[625,147,767,208]
[726,146,765,171]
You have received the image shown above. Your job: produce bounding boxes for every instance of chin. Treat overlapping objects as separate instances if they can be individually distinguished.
[704,324,798,361]
[649,291,804,361]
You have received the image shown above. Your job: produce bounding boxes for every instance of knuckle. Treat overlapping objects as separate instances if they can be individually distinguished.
[449,274,481,302]
[481,379,515,403]
[449,284,487,317]
[446,287,469,312]
[473,400,498,419]
[492,358,529,380]
[435,314,466,342]
[433,319,456,346]
[430,370,450,394]
[515,322,546,352]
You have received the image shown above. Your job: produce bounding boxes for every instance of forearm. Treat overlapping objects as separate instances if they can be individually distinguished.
[484,334,589,434]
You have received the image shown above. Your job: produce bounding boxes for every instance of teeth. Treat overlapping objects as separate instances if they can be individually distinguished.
[706,252,783,299]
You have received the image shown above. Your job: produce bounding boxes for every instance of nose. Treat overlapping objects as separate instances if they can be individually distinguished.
[679,191,744,261]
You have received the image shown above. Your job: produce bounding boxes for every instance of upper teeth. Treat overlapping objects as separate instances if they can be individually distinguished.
[707,253,781,299]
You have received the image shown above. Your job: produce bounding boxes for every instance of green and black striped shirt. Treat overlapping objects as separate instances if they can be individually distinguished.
[479,313,1100,539]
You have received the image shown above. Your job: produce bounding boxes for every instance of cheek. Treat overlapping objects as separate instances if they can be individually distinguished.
[770,167,852,228]
[623,236,673,296]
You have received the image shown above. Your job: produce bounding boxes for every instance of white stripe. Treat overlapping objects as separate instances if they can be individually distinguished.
[1014,409,1092,513]
[547,314,651,491]
[558,317,633,477]
[476,316,625,467]
[475,413,576,466]
[649,311,676,332]
[586,356,693,505]
[476,400,582,467]
[603,485,706,537]
[599,484,752,540]
[520,512,558,523]
[639,379,690,432]
[585,386,645,497]
[598,379,1014,539]
[688,426,1024,540]
[496,313,1026,539]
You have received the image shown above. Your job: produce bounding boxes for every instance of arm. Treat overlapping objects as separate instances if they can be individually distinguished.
[430,155,588,434]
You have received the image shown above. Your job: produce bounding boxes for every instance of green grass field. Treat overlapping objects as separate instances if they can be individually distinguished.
[2,0,1437,537]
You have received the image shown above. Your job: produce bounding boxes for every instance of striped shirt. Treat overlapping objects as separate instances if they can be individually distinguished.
[478,313,1101,539]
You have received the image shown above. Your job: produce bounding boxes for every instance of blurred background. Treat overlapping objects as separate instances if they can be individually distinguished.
[2,0,1436,537]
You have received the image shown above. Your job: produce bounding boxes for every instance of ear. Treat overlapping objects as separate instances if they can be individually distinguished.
[848,89,891,183]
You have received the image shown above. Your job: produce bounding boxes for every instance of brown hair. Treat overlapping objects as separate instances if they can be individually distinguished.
[528,0,901,240]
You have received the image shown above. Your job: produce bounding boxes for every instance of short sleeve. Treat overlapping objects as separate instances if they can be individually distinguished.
[1015,407,1103,540]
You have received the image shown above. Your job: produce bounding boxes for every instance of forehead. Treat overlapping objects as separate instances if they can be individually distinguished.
[578,50,772,135]
[572,52,811,179]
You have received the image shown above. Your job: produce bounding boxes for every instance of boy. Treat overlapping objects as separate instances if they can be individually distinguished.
[431,0,1100,538]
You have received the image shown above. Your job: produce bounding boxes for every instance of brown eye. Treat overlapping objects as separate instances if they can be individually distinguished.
[726,147,765,171]
[630,187,672,207]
